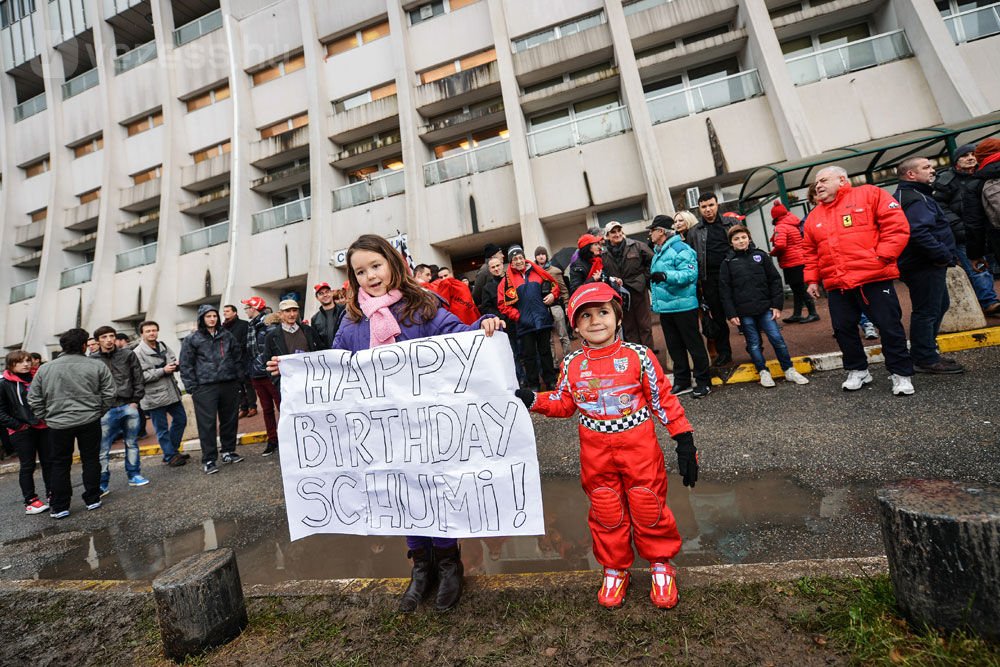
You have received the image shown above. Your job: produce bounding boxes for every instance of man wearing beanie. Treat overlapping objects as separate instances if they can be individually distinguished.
[933,143,1000,316]
[965,139,1000,283]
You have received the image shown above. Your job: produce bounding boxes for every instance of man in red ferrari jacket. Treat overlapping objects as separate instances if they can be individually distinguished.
[803,165,915,395]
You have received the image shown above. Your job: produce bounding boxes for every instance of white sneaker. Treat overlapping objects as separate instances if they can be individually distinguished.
[890,374,914,396]
[862,323,879,340]
[758,370,776,388]
[842,369,873,391]
[784,368,810,385]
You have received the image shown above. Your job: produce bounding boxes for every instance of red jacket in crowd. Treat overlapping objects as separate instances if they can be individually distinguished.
[426,277,481,325]
[769,202,807,269]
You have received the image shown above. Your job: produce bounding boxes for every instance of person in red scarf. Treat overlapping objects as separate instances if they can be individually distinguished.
[425,273,482,325]
[498,245,561,390]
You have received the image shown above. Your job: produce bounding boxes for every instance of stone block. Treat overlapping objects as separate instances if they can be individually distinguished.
[940,266,986,333]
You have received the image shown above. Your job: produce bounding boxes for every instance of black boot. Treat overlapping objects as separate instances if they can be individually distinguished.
[800,300,820,323]
[433,546,464,612]
[782,313,804,324]
[398,548,436,613]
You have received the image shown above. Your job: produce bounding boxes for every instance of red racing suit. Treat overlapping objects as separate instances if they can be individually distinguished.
[530,339,693,569]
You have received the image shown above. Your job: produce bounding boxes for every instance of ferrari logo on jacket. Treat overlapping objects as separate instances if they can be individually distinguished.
[842,214,853,227]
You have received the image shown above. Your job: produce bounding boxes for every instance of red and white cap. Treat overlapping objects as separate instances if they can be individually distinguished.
[240,296,266,311]
[313,281,331,294]
[567,283,622,326]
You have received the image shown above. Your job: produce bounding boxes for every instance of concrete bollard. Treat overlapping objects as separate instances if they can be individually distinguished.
[877,480,1000,640]
[152,547,248,661]
[939,266,986,333]
[180,393,200,443]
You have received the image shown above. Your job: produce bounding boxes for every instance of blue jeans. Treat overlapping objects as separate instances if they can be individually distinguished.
[100,404,141,484]
[955,242,999,308]
[148,401,188,461]
[740,312,793,372]
[901,267,949,366]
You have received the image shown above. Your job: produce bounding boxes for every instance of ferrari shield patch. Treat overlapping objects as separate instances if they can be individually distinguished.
[842,214,853,227]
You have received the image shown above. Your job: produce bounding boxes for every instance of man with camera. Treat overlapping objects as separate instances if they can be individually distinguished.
[133,321,189,467]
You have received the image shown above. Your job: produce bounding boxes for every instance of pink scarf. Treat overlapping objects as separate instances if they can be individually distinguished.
[358,289,404,348]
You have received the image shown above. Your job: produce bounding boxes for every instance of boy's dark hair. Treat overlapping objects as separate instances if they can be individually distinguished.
[93,325,116,339]
[727,224,750,242]
[115,333,130,342]
[29,352,42,361]
[697,192,718,204]
[139,320,159,332]
[609,299,624,326]
[5,350,31,370]
[223,304,237,312]
[414,263,431,274]
[59,328,91,355]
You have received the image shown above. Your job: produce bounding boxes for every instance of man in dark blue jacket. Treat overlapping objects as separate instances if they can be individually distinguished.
[894,157,962,375]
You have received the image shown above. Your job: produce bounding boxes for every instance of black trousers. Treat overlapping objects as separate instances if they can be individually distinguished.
[237,378,257,411]
[520,329,557,390]
[192,381,240,463]
[701,273,731,357]
[827,280,913,376]
[49,420,102,512]
[12,428,52,504]
[782,265,816,316]
[659,309,712,389]
[622,289,655,349]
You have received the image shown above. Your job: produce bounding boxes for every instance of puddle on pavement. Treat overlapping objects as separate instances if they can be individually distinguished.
[35,474,877,584]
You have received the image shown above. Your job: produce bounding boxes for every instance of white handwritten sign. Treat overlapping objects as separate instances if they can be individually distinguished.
[277,331,545,541]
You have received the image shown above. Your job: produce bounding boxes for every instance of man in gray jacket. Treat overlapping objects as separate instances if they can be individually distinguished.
[94,324,147,493]
[134,321,189,468]
[28,328,116,518]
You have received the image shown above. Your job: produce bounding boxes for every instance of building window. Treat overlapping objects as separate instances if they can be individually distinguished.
[597,203,645,227]
[419,48,496,85]
[250,53,305,86]
[409,0,446,25]
[326,20,390,57]
[192,140,232,163]
[71,134,104,158]
[29,207,46,223]
[270,184,310,207]
[432,126,508,159]
[79,187,101,204]
[522,61,614,95]
[347,158,404,183]
[334,82,397,112]
[23,156,49,178]
[125,110,164,137]
[780,22,871,58]
[185,83,230,113]
[259,112,309,139]
[512,11,605,52]
[131,165,161,185]
[0,0,34,28]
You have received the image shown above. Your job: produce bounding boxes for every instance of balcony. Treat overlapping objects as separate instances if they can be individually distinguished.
[178,186,230,216]
[173,9,223,47]
[626,0,739,52]
[647,70,763,124]
[414,61,501,116]
[117,210,160,235]
[114,41,156,75]
[60,262,94,289]
[332,132,401,169]
[62,231,99,252]
[329,95,399,144]
[104,0,145,17]
[10,279,37,304]
[252,197,310,234]
[116,242,157,272]
[182,152,231,192]
[249,125,310,169]
[66,199,100,231]
[946,2,1000,44]
[13,93,46,122]
[786,31,912,86]
[15,220,45,247]
[119,178,161,212]
[180,221,229,254]
[12,250,43,268]
[250,162,310,193]
[62,68,99,99]
[332,171,405,212]
[424,140,511,186]
[520,64,619,115]
[421,99,505,143]
[527,105,631,157]
[513,23,613,83]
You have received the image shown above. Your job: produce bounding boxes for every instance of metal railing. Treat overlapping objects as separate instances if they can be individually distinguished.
[332,171,405,211]
[60,262,93,289]
[13,93,46,122]
[173,8,223,47]
[623,0,671,16]
[115,242,157,272]
[114,40,156,74]
[62,68,99,99]
[526,105,631,157]
[180,221,229,254]
[647,70,763,124]
[785,30,912,86]
[252,197,310,234]
[9,279,37,304]
[944,2,1000,44]
[424,140,511,186]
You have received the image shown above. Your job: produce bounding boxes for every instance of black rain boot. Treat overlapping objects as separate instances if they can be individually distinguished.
[398,548,436,613]
[433,546,464,612]
[800,299,820,323]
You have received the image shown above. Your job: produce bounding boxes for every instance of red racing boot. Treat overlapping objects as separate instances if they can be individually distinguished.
[650,561,679,609]
[597,568,630,608]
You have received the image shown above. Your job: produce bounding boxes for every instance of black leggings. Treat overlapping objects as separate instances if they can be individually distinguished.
[782,265,815,315]
[12,428,52,504]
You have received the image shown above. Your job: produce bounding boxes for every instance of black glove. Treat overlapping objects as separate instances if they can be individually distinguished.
[515,389,535,409]
[650,271,667,284]
[673,431,698,488]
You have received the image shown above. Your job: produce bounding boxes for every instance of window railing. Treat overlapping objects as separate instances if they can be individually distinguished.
[104,0,144,17]
[180,220,229,254]
[252,197,310,234]
[623,0,672,16]
[9,279,37,304]
[512,12,605,52]
[424,140,511,185]
[332,171,405,211]
[173,8,223,46]
[527,105,631,157]
[647,70,763,124]
[60,262,93,289]
[62,68,99,99]
[785,30,912,86]
[114,40,156,74]
[115,242,157,272]
[14,93,46,122]
[944,2,1000,44]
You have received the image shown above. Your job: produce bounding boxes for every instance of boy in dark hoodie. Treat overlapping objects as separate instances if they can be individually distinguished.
[719,226,810,388]
[179,304,246,474]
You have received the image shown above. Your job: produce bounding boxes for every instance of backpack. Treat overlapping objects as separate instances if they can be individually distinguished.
[983,178,1000,230]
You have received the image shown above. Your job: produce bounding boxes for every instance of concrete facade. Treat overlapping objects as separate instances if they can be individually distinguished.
[1,0,999,356]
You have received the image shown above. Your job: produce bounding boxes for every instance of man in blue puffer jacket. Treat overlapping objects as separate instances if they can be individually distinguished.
[648,215,712,398]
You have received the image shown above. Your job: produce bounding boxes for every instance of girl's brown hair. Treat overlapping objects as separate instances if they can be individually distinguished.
[5,350,31,370]
[344,234,440,326]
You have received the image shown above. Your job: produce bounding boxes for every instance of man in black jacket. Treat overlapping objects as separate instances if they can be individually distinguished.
[93,325,147,494]
[602,221,655,348]
[222,304,257,419]
[179,305,245,474]
[309,282,343,348]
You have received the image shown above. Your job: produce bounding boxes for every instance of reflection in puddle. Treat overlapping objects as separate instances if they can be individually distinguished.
[36,474,877,584]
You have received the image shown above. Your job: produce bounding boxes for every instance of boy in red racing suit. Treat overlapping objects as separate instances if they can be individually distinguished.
[515,283,699,609]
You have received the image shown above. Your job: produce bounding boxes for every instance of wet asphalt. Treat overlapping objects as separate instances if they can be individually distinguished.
[0,346,996,582]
